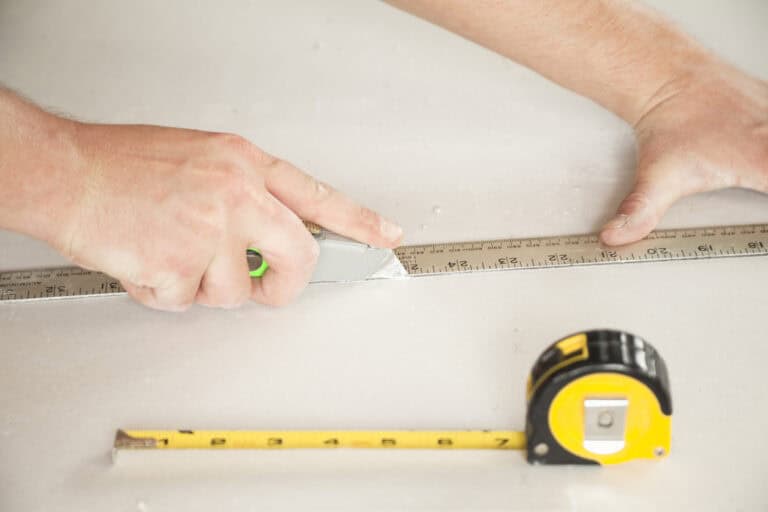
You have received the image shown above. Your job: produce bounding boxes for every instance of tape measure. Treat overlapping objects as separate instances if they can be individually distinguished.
[114,329,671,466]
[2,223,767,302]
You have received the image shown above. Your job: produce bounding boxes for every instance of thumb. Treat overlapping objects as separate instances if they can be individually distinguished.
[600,161,684,246]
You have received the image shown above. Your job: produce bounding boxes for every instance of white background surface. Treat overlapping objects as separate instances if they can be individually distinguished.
[1,1,767,511]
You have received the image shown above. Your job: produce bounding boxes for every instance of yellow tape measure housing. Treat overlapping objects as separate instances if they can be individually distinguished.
[115,330,672,466]
[526,330,672,465]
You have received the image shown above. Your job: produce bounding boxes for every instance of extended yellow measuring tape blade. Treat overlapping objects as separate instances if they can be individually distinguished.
[115,430,526,450]
[112,331,673,466]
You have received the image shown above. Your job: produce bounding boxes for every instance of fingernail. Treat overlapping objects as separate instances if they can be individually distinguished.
[603,214,630,230]
[380,218,403,241]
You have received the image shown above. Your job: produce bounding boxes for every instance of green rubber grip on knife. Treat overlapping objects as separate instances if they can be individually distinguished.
[246,249,269,278]
[245,222,320,278]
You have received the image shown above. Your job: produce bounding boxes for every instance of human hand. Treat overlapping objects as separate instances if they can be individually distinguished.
[600,62,768,246]
[383,1,766,247]
[52,123,402,311]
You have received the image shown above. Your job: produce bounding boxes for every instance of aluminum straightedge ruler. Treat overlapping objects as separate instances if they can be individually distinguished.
[1,223,767,303]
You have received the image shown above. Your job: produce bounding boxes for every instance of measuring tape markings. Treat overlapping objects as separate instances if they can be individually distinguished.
[115,430,527,450]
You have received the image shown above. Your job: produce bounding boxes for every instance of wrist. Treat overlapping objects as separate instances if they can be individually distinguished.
[0,90,84,251]
[625,48,720,127]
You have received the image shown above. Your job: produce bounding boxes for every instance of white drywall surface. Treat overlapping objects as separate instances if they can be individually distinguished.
[1,1,767,510]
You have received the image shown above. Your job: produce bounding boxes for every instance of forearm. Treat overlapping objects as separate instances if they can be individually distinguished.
[0,88,81,245]
[385,0,716,124]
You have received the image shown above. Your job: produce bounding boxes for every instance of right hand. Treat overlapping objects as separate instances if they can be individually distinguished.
[600,61,768,246]
[55,123,403,311]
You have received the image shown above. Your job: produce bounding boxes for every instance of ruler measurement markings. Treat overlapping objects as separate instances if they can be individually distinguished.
[3,224,768,302]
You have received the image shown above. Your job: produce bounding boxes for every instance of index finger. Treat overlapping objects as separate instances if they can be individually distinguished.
[264,160,403,248]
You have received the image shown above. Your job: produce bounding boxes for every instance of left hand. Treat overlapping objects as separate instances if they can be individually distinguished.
[600,61,768,246]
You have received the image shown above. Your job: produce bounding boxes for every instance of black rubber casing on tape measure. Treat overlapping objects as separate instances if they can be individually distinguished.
[525,329,672,465]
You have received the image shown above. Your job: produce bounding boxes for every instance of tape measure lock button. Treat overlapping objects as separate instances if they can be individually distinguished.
[525,330,672,465]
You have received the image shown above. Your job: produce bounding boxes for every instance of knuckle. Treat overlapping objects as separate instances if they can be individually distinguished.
[282,233,320,274]
[151,292,192,312]
[211,132,251,154]
[212,162,246,191]
[131,247,202,288]
[255,282,300,308]
[126,269,154,288]
[300,178,332,218]
[252,193,282,221]
[162,304,192,313]
[210,132,276,166]
[229,283,252,307]
[356,206,390,242]
[227,295,250,309]
[221,181,250,211]
[311,178,332,202]
[171,203,226,243]
[128,263,167,288]
[253,149,279,167]
[358,206,381,228]
[263,293,293,308]
[203,286,249,309]
[206,162,254,212]
[618,187,652,215]
[171,302,193,312]
[262,157,291,176]
[301,236,321,268]
[165,257,199,282]
[136,295,157,309]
